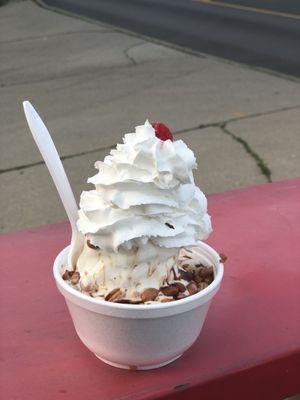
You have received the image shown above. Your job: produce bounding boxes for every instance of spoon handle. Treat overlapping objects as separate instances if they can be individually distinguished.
[23,101,83,267]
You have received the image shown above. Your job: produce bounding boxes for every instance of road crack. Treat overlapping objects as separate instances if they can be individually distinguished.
[2,105,297,176]
[175,104,300,135]
[0,29,113,45]
[219,123,272,182]
[0,144,114,175]
[123,41,145,65]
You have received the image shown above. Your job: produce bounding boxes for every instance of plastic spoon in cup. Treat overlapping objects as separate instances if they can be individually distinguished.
[23,101,84,269]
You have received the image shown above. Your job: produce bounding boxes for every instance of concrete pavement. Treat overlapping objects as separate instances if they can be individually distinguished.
[41,0,300,77]
[0,0,299,232]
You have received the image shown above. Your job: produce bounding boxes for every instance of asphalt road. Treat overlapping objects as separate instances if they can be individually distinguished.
[40,0,300,77]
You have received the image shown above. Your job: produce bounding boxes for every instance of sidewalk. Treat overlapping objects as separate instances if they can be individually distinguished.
[0,0,299,232]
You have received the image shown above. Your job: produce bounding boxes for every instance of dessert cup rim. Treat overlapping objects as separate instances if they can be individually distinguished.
[53,241,224,311]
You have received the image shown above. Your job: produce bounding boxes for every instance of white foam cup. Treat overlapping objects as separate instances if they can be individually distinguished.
[53,241,224,370]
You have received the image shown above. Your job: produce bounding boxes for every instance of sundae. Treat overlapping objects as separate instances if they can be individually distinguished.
[63,120,214,303]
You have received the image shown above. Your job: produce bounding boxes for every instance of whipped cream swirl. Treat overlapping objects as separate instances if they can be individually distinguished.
[77,120,212,253]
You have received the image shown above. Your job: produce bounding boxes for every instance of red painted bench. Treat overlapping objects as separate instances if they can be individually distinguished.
[1,179,299,400]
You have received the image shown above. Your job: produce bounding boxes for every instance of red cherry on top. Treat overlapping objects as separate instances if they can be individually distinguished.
[152,122,174,142]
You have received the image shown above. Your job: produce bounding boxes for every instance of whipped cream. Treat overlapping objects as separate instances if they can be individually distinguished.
[77,120,212,253]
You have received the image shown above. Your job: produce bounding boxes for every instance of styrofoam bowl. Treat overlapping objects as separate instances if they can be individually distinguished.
[53,241,224,370]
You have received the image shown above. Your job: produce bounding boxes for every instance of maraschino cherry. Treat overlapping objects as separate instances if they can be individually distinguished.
[152,122,174,142]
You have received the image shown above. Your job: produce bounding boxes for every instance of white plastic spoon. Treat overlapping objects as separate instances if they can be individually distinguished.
[23,101,84,269]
